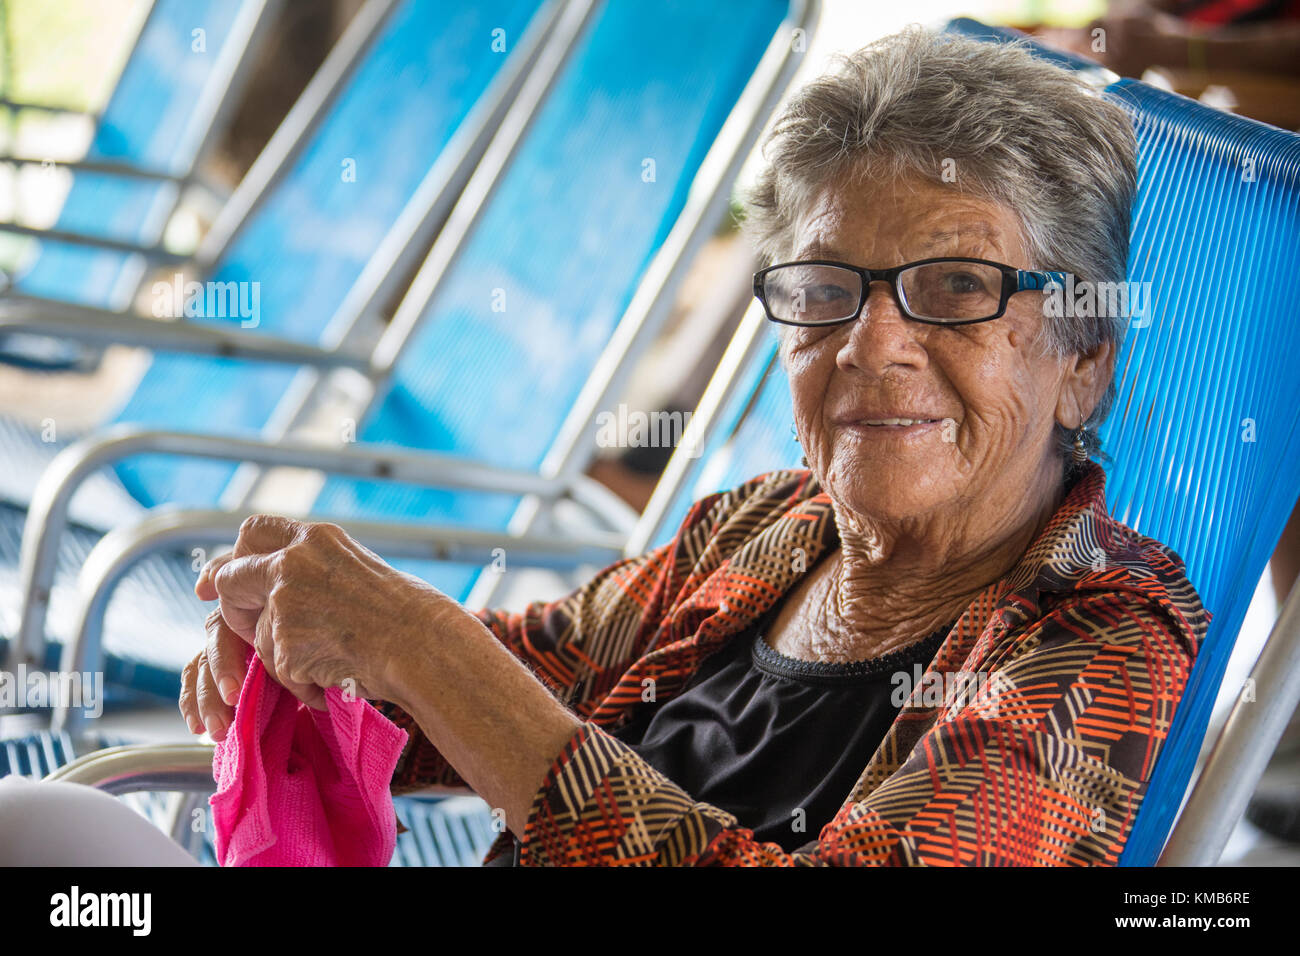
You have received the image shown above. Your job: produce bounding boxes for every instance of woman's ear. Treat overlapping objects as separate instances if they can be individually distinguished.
[1056,337,1116,429]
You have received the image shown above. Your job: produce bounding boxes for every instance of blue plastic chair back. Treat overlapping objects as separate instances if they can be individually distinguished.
[1100,79,1300,864]
[650,76,1300,866]
[943,16,1108,74]
[310,0,793,603]
[107,0,544,509]
[12,0,264,310]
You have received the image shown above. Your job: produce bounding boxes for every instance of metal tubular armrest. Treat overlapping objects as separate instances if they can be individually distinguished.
[0,98,91,116]
[52,505,623,735]
[43,740,453,799]
[12,428,626,675]
[1158,583,1300,865]
[0,297,371,368]
[0,221,189,262]
[13,424,622,671]
[44,742,218,795]
[0,155,189,184]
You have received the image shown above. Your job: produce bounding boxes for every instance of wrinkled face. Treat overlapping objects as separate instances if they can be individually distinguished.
[782,170,1080,530]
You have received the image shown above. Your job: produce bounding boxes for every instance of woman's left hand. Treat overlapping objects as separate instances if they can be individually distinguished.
[194,514,468,708]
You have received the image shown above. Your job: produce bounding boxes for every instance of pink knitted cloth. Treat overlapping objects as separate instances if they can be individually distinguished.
[210,645,407,866]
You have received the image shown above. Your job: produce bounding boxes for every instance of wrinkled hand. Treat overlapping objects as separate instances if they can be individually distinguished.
[179,514,465,739]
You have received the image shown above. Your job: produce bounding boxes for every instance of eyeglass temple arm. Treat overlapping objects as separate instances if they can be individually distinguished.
[1016,270,1070,291]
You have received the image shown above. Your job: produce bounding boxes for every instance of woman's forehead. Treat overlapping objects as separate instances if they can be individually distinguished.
[792,175,1026,263]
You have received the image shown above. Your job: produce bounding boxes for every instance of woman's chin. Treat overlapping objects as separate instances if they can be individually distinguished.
[822,470,954,525]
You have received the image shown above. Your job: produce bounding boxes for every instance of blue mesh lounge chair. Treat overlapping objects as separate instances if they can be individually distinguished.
[0,0,558,384]
[3,0,813,736]
[631,75,1300,866]
[0,0,282,371]
[935,17,1300,865]
[1,0,560,858]
[0,0,563,670]
[3,0,817,868]
[943,15,1115,78]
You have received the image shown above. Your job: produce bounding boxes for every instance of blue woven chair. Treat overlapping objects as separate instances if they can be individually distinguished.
[939,16,1300,864]
[632,76,1300,866]
[0,0,556,868]
[943,15,1113,76]
[0,0,281,370]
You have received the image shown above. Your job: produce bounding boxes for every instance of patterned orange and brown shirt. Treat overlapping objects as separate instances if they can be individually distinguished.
[377,460,1210,865]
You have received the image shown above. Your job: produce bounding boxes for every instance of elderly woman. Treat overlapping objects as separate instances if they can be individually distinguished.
[1,27,1209,867]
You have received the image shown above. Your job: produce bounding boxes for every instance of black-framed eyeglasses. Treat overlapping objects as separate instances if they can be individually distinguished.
[752,257,1069,327]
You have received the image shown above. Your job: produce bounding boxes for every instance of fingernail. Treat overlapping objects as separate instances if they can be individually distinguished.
[187,718,203,735]
[219,678,240,705]
[207,718,225,740]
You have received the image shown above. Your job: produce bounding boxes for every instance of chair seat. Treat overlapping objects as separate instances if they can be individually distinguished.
[389,795,499,867]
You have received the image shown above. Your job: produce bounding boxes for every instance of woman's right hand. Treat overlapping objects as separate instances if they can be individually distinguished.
[178,605,246,742]
[180,548,328,739]
[179,550,246,741]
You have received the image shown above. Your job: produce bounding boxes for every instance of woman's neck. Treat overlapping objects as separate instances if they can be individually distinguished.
[803,469,1065,664]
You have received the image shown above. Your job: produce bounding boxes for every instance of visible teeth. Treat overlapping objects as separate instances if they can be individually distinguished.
[865,418,934,426]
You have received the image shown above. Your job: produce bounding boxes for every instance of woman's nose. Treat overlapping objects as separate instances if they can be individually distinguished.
[836,281,926,370]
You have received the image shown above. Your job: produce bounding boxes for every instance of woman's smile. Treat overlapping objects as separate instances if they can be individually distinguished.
[837,418,944,439]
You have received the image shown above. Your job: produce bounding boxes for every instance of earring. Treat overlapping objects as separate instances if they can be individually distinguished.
[1072,425,1090,465]
[792,422,809,468]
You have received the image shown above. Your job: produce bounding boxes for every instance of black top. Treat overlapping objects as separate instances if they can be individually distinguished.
[485,613,953,863]
[609,615,952,852]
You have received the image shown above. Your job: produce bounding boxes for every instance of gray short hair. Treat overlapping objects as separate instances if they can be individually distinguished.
[743,26,1136,480]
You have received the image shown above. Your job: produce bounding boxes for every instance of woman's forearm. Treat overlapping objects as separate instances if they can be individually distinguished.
[380,615,582,838]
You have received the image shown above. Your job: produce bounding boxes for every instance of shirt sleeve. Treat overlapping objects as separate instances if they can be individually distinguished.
[372,548,673,794]
[515,594,1201,865]
[372,477,764,795]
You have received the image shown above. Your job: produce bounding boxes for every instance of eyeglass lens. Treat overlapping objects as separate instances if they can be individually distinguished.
[761,261,1005,323]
